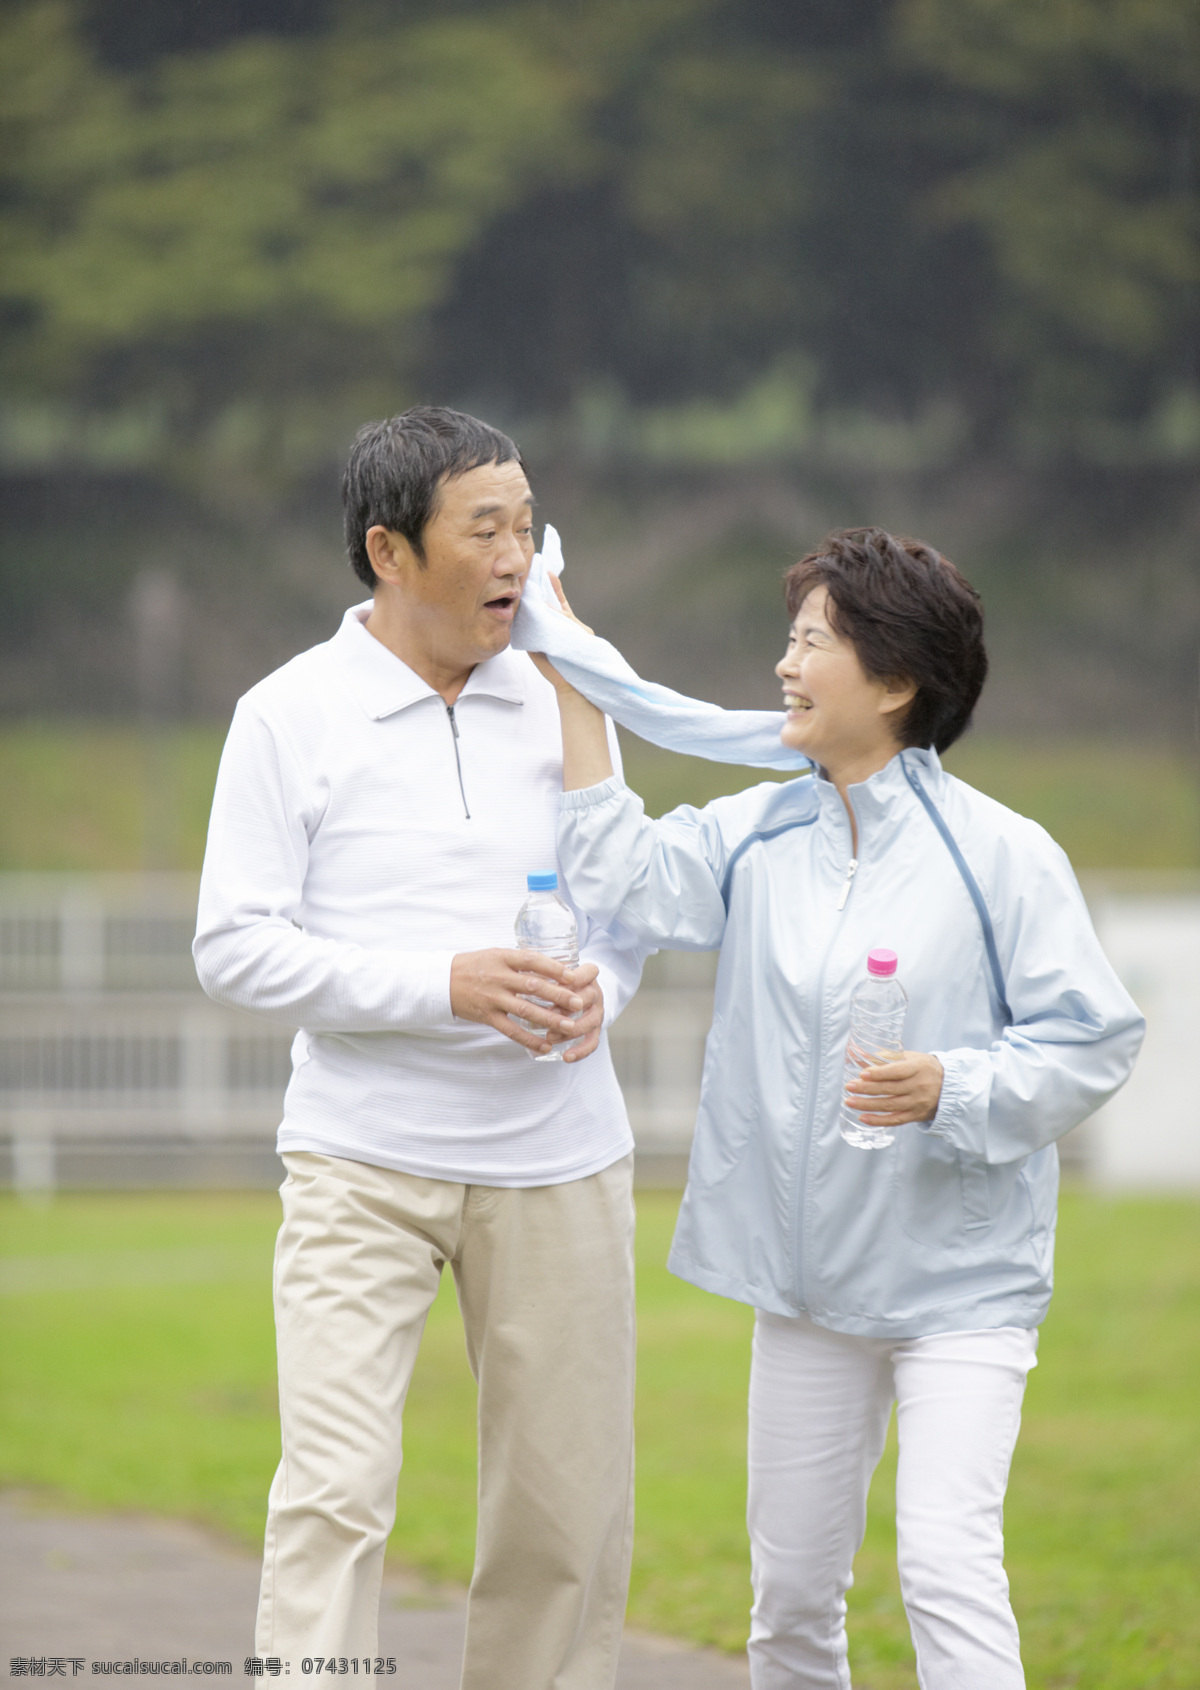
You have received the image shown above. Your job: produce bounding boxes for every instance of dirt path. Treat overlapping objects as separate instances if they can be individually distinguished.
[0,1493,748,1688]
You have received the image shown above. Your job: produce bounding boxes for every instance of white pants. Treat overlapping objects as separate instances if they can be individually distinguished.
[256,1150,636,1690]
[747,1312,1038,1690]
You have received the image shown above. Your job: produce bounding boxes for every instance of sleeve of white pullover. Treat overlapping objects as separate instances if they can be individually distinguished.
[192,699,454,1030]
[558,775,733,951]
[928,832,1145,1164]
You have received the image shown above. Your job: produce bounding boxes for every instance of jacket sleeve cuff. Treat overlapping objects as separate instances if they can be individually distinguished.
[560,775,626,812]
[925,1048,991,1155]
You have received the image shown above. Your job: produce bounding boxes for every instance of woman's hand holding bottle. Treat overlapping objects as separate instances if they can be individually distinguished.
[844,1051,945,1129]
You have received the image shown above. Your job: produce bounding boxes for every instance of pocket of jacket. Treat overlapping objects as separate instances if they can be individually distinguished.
[959,1158,992,1231]
[893,1128,980,1246]
[688,1013,758,1183]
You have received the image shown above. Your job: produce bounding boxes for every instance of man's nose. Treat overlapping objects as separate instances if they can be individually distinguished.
[496,540,528,579]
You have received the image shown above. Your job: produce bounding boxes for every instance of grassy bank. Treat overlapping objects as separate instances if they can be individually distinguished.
[2,1190,1197,1684]
[1,719,1198,872]
[619,733,1200,871]
[0,723,226,872]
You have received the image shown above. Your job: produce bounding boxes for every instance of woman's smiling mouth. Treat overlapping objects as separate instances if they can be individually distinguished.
[783,692,814,713]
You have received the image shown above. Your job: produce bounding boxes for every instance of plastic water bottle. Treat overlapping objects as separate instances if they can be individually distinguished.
[840,949,908,1149]
[514,871,580,1062]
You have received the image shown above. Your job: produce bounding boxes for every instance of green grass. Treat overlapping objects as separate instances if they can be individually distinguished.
[0,723,225,871]
[0,721,1197,871]
[941,738,1200,872]
[621,732,1200,871]
[2,1191,1198,1685]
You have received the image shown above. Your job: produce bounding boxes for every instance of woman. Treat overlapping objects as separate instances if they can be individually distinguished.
[536,528,1143,1689]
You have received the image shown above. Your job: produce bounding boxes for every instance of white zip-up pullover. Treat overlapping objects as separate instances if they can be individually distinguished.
[194,603,643,1186]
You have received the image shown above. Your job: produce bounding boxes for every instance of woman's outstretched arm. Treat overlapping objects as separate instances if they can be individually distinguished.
[553,685,615,791]
[529,578,615,790]
[532,575,808,953]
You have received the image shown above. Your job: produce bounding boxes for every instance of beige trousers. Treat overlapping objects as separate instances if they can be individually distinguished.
[255,1149,636,1690]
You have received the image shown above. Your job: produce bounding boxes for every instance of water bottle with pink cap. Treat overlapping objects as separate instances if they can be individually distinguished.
[840,949,908,1150]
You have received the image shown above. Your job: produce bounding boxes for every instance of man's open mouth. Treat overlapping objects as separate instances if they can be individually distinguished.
[485,593,519,615]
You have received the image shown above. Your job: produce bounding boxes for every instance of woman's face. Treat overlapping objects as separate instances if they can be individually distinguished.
[775,585,915,781]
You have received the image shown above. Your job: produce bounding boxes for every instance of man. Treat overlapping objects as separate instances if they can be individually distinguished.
[193,408,643,1688]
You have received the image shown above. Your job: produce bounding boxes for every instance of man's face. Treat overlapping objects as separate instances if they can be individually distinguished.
[381,458,535,669]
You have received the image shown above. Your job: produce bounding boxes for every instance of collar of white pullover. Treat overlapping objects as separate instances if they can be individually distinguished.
[334,602,529,719]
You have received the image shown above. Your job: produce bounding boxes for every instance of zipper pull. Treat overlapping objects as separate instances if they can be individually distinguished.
[836,858,858,911]
[446,703,471,819]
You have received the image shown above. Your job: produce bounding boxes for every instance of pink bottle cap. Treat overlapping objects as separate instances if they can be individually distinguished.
[866,949,898,976]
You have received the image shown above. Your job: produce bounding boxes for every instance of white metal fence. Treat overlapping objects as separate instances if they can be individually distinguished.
[0,872,1194,1193]
[1083,882,1200,1189]
[0,874,713,1192]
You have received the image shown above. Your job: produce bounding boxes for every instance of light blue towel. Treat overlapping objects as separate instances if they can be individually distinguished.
[511,527,811,772]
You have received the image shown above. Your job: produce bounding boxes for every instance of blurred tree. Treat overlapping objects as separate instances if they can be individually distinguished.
[0,0,1195,471]
[434,0,1197,446]
[80,0,332,69]
[0,0,1196,730]
[0,0,584,473]
[897,0,1200,444]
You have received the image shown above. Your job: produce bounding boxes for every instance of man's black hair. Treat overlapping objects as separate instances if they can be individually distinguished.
[784,527,988,753]
[341,406,524,587]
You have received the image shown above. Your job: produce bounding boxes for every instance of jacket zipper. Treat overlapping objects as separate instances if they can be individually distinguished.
[792,819,859,1313]
[446,704,471,820]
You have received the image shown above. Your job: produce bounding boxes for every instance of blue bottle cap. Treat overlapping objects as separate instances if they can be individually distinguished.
[527,871,558,891]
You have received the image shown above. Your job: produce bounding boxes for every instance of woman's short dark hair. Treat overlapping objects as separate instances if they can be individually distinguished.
[342,406,524,588]
[783,527,987,753]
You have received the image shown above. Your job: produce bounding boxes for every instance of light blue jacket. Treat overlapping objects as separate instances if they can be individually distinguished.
[557,749,1144,1336]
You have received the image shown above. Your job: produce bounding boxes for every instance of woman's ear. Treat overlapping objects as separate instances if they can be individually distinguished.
[879,676,918,719]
